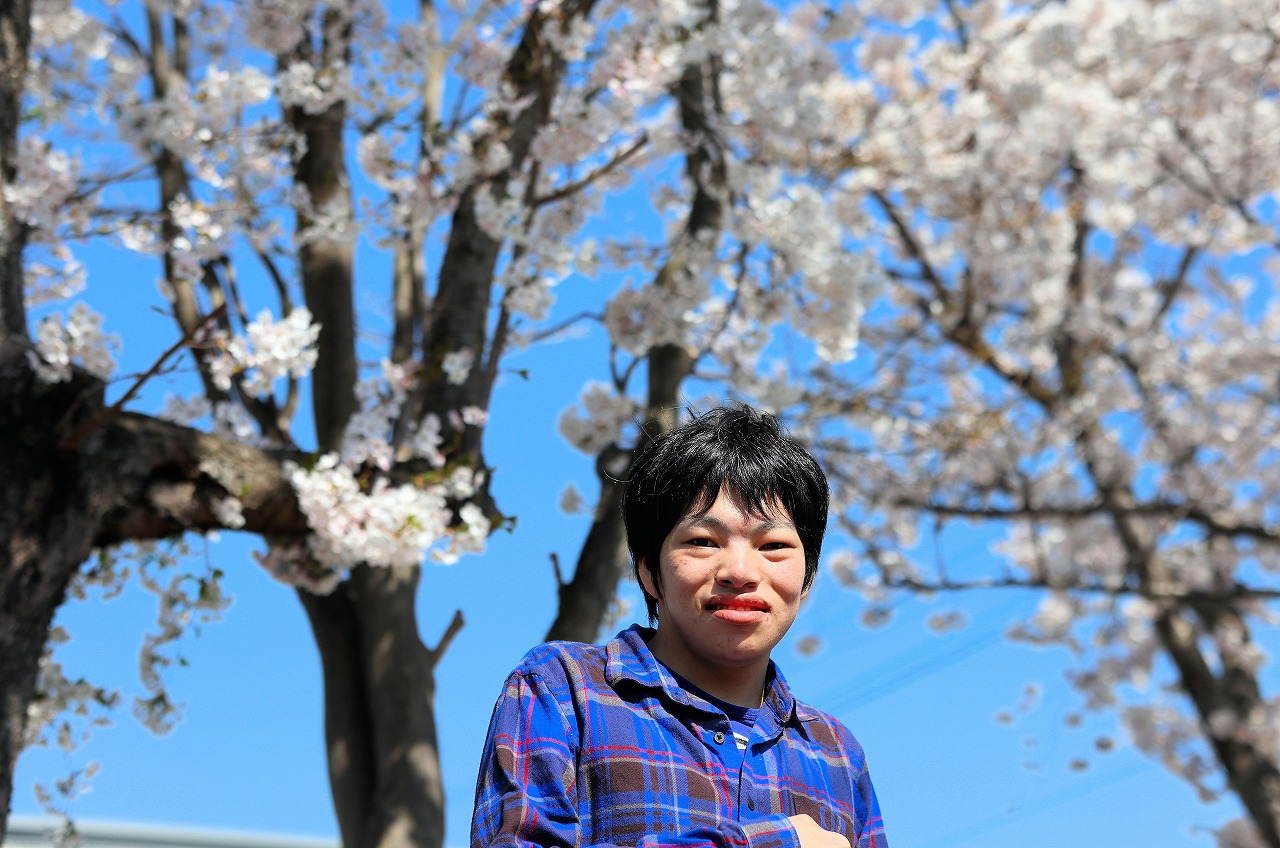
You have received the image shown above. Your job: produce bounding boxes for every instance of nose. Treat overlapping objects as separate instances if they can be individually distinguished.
[716,543,761,588]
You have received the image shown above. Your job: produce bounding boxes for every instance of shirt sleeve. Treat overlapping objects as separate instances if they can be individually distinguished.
[853,758,887,848]
[470,668,802,848]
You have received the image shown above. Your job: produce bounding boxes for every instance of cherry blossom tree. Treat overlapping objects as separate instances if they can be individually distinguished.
[555,1,1280,845]
[0,0,868,846]
[723,2,1280,846]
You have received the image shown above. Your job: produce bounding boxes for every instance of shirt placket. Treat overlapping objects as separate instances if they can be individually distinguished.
[738,707,786,821]
[693,713,753,824]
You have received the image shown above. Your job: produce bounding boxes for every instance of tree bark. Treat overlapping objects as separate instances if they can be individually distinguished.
[1156,606,1280,848]
[544,445,632,643]
[0,0,31,339]
[298,566,458,848]
[0,349,104,844]
[291,91,357,454]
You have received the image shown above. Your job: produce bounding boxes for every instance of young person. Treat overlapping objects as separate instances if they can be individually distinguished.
[471,405,887,848]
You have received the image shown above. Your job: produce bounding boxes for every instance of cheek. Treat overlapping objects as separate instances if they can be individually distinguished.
[777,562,807,600]
[663,558,720,601]
[664,560,700,591]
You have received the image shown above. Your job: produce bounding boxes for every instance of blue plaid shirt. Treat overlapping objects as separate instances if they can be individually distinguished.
[470,625,887,848]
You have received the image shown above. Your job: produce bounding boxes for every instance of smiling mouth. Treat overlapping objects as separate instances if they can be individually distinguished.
[706,597,770,613]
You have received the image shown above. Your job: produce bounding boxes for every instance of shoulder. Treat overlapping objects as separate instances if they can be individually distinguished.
[503,639,611,699]
[511,639,607,676]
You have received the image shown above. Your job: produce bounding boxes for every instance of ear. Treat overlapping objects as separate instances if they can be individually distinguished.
[636,557,661,600]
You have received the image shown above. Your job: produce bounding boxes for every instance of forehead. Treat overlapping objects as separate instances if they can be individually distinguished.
[679,486,795,525]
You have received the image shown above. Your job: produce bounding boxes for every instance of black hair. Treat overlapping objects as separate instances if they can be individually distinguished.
[622,404,829,624]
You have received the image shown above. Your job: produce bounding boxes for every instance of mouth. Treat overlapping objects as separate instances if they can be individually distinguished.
[706,596,770,613]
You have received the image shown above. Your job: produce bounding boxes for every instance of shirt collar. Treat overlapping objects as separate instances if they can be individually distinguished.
[605,624,800,726]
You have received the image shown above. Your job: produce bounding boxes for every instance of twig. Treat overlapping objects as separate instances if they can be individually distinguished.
[427,609,466,668]
[532,134,649,208]
[60,304,228,450]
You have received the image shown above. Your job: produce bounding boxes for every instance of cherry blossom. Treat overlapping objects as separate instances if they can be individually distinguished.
[28,303,117,384]
[204,308,320,396]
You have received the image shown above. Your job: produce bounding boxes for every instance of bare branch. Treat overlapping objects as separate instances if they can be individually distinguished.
[532,133,649,208]
[527,310,601,344]
[426,609,465,668]
[881,574,1280,605]
[59,304,229,451]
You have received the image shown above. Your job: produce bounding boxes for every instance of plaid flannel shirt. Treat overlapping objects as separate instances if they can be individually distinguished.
[470,625,887,848]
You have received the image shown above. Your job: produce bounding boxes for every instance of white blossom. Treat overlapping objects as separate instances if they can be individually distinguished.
[558,383,638,454]
[205,308,320,396]
[286,456,455,570]
[28,303,117,383]
[559,483,587,515]
[441,349,475,385]
[276,60,352,116]
[211,496,246,529]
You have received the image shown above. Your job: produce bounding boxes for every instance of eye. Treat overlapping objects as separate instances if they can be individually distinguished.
[760,541,793,551]
[688,536,717,548]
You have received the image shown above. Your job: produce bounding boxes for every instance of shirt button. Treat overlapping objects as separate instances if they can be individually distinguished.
[713,731,726,744]
[748,800,756,811]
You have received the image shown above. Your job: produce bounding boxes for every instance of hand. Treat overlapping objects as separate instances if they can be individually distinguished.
[787,814,851,848]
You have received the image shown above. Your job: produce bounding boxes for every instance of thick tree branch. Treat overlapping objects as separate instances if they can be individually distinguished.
[90,411,308,545]
[288,84,357,453]
[1054,154,1088,397]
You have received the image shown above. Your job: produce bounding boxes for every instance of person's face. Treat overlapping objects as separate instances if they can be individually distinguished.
[639,487,807,691]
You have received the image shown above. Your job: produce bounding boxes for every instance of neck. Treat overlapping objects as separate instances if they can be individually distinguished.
[645,629,768,708]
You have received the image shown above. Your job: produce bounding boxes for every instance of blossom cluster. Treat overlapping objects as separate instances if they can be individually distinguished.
[558,382,639,455]
[204,308,320,397]
[284,455,490,578]
[28,303,118,384]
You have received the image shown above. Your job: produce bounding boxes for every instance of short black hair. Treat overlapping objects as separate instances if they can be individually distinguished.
[622,404,829,624]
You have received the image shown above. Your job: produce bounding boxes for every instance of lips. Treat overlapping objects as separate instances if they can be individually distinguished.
[706,596,770,613]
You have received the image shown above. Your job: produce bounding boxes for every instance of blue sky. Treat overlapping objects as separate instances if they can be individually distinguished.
[10,278,1247,847]
[9,1,1266,842]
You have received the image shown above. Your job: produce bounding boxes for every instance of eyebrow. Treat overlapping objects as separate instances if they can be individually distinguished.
[683,515,796,534]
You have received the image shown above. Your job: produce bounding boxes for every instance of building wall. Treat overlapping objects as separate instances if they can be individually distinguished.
[4,818,338,848]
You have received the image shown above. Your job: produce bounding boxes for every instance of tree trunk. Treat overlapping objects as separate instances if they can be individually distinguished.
[0,334,310,841]
[544,445,632,643]
[299,565,456,848]
[0,351,106,843]
[1155,606,1280,847]
[0,0,31,339]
